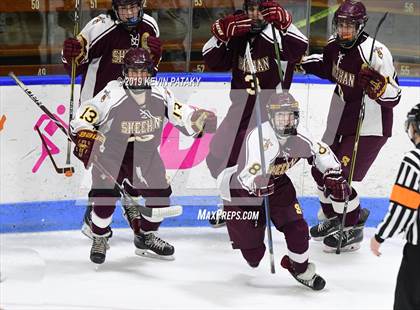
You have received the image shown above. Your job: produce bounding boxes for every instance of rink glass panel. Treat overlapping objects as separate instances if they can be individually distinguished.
[0,0,419,76]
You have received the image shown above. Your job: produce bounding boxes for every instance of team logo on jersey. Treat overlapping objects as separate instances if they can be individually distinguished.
[100,90,111,102]
[374,47,383,59]
[92,16,106,24]
[130,32,140,48]
[263,138,273,151]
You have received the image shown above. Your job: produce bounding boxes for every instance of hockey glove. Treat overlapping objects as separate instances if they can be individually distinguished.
[190,109,217,136]
[323,168,351,201]
[253,175,275,197]
[259,1,292,31]
[146,36,162,65]
[357,64,387,100]
[73,129,105,169]
[63,37,85,65]
[211,13,252,42]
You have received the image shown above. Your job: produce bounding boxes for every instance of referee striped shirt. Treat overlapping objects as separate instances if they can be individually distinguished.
[375,145,420,245]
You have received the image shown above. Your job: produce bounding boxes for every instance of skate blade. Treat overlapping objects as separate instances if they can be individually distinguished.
[323,243,361,253]
[135,249,175,261]
[310,236,324,241]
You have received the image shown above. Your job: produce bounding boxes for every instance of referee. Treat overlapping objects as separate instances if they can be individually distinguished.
[370,103,420,310]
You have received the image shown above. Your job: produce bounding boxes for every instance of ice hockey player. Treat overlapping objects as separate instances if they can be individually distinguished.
[62,0,162,238]
[208,92,352,290]
[299,0,401,251]
[70,48,217,264]
[203,0,308,226]
[370,104,420,310]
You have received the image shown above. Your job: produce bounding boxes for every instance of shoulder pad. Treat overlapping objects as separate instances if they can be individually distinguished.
[80,14,116,48]
[142,13,160,37]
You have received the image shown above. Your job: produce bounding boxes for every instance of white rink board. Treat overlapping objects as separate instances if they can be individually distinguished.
[0,82,418,203]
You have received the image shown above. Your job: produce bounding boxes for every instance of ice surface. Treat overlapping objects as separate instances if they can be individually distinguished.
[0,227,404,310]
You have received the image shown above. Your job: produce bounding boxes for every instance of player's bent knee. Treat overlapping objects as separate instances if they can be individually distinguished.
[240,245,266,268]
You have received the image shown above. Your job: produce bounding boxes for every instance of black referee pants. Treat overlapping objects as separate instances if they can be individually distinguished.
[394,243,420,310]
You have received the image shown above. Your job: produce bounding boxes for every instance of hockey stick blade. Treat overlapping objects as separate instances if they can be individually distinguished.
[92,159,183,219]
[35,126,75,176]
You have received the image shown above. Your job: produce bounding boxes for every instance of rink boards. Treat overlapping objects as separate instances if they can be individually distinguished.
[1,73,419,233]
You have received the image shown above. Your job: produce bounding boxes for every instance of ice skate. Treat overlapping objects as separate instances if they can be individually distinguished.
[134,231,175,260]
[90,232,111,264]
[281,255,326,291]
[310,216,341,241]
[323,226,363,253]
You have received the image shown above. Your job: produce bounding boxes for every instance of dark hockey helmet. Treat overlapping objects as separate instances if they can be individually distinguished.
[405,103,420,144]
[267,92,300,138]
[333,1,368,49]
[243,0,267,34]
[112,0,144,29]
[122,48,154,91]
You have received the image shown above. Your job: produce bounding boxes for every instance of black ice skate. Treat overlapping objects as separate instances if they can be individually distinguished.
[81,204,112,246]
[323,226,364,253]
[134,231,175,260]
[281,255,326,291]
[90,232,111,264]
[309,216,341,241]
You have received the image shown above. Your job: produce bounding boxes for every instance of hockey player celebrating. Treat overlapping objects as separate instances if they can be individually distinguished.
[63,0,162,102]
[70,48,217,264]
[300,0,401,251]
[202,0,308,226]
[209,92,352,290]
[62,0,162,238]
[370,104,420,310]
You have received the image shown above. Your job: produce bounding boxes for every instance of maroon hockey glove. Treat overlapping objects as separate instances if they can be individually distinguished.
[63,37,84,64]
[323,169,351,201]
[260,1,292,31]
[253,175,275,197]
[211,13,252,42]
[73,129,105,169]
[146,36,162,65]
[190,109,217,135]
[357,64,387,100]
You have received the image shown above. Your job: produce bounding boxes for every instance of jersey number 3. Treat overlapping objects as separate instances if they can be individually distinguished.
[245,74,260,95]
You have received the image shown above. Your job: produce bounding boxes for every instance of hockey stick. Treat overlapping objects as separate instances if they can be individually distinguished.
[35,126,75,175]
[9,72,182,219]
[65,0,82,177]
[336,12,389,254]
[245,42,275,274]
[270,24,284,91]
